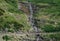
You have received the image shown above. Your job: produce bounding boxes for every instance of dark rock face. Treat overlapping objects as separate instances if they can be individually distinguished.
[0,12,3,16]
[0,9,5,12]
[18,2,30,14]
[35,34,44,41]
[0,9,5,16]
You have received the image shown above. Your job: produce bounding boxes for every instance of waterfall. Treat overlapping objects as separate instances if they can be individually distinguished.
[28,2,38,32]
[28,2,43,41]
[18,0,44,41]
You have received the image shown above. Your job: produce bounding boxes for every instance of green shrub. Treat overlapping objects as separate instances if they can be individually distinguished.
[42,24,60,32]
[43,25,56,32]
[13,22,24,31]
[49,34,60,40]
[8,29,14,33]
[2,35,11,41]
[5,0,17,7]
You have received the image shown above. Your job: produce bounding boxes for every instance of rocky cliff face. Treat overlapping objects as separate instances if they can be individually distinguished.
[18,2,39,15]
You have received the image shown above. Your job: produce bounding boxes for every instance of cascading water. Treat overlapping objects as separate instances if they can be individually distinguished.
[18,0,44,41]
[28,2,43,41]
[28,2,38,32]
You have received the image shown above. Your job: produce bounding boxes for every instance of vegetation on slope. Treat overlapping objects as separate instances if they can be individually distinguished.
[0,0,31,33]
[0,0,60,41]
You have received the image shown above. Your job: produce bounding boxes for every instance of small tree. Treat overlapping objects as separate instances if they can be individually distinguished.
[2,35,11,41]
[13,22,24,31]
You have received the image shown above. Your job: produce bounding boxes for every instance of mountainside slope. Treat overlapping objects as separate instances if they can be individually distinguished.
[0,0,60,41]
